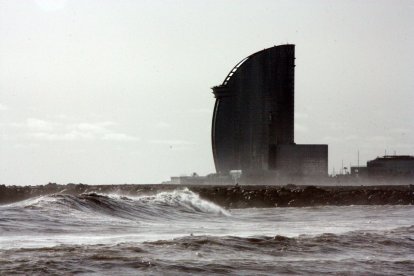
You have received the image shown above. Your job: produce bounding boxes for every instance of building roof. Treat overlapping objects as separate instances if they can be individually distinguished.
[371,155,414,162]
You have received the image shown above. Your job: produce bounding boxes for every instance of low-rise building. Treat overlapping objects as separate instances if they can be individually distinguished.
[351,155,414,180]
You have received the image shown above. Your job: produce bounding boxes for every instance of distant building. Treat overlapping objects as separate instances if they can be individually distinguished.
[166,172,232,185]
[351,155,414,180]
[169,173,207,185]
[211,45,327,183]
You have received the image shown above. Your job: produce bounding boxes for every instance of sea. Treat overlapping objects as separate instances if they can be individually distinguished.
[0,188,413,275]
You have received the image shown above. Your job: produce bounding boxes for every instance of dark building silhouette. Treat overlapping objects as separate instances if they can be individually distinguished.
[351,155,414,180]
[211,45,327,183]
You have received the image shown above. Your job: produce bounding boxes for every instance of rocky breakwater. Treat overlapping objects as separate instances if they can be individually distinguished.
[193,185,414,208]
[1,183,413,208]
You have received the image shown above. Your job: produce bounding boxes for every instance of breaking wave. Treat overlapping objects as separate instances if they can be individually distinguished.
[10,188,228,216]
[0,189,229,234]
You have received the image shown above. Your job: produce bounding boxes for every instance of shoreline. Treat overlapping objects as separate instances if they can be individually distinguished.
[1,183,413,208]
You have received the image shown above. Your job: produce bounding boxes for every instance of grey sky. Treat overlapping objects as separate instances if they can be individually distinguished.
[1,0,413,185]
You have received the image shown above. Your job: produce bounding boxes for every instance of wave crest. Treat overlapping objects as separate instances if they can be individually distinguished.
[12,188,229,221]
[142,188,230,216]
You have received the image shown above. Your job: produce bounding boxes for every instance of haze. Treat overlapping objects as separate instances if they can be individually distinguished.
[1,0,413,185]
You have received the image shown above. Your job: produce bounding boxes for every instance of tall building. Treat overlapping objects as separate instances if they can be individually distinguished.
[211,45,327,183]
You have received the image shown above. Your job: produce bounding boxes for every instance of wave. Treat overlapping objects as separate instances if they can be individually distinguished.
[3,188,229,221]
[2,226,413,275]
[146,224,414,251]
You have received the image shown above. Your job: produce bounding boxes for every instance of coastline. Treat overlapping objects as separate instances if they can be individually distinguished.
[1,183,413,208]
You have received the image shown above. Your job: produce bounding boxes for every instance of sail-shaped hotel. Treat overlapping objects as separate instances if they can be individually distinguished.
[211,45,327,182]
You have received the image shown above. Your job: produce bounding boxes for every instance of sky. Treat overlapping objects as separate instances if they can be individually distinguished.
[1,0,413,185]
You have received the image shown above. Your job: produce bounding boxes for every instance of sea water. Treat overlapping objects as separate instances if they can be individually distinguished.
[0,189,413,275]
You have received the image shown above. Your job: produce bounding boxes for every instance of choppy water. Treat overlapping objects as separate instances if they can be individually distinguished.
[1,188,413,275]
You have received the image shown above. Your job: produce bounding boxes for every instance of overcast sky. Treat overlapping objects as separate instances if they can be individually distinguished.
[1,0,413,185]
